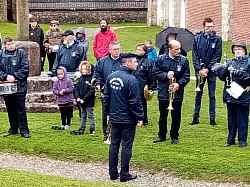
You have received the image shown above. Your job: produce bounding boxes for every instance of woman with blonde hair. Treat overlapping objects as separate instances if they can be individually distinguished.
[72,61,96,135]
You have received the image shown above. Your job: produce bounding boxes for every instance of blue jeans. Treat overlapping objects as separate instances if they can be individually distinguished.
[193,75,216,119]
[80,106,95,131]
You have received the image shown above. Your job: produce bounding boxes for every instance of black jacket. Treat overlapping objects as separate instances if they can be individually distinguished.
[52,41,84,75]
[134,54,156,93]
[104,66,144,124]
[29,25,45,57]
[153,53,190,101]
[218,56,250,106]
[74,74,95,107]
[192,31,222,76]
[93,54,122,88]
[0,48,29,94]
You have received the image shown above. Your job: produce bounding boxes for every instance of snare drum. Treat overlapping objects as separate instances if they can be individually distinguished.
[0,82,17,95]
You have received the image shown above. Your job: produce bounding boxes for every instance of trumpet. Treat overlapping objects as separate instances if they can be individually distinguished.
[226,67,234,89]
[195,60,204,92]
[195,75,204,92]
[167,77,176,110]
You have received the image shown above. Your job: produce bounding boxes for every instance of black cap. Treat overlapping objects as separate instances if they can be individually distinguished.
[121,53,137,59]
[29,16,38,22]
[62,30,74,37]
[231,41,247,55]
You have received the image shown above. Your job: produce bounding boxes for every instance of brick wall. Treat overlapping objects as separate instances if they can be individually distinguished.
[185,0,222,36]
[231,0,250,43]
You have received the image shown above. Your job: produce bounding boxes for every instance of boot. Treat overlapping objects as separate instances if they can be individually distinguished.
[189,116,199,125]
[210,119,217,125]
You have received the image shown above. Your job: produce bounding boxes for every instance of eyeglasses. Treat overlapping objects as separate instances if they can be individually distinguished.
[50,24,57,27]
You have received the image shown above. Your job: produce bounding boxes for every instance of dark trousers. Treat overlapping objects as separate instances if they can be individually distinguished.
[3,94,29,134]
[101,97,108,137]
[158,100,182,140]
[47,52,57,71]
[109,122,136,178]
[41,54,46,71]
[141,95,148,125]
[59,106,73,126]
[194,75,216,119]
[227,103,249,144]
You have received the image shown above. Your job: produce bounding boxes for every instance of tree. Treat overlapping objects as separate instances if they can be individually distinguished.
[16,0,29,41]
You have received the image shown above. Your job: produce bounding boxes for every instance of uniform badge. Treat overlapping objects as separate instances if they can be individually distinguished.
[72,52,76,57]
[177,65,181,72]
[212,43,215,48]
[12,60,17,66]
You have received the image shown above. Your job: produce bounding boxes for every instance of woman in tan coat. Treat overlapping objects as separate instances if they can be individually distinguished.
[44,20,64,71]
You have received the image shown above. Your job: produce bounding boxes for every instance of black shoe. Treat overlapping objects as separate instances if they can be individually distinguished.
[189,117,199,125]
[153,137,166,143]
[120,174,137,182]
[239,142,247,148]
[110,173,119,180]
[171,138,179,144]
[3,132,18,137]
[210,119,217,125]
[70,129,84,135]
[21,133,30,138]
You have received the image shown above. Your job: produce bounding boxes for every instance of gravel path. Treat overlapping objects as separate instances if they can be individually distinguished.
[0,152,249,187]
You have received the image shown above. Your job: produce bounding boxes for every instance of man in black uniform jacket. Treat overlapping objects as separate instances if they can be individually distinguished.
[104,53,144,182]
[0,36,30,138]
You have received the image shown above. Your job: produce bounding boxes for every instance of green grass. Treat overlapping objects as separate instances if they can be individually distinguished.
[1,22,250,184]
[0,168,126,187]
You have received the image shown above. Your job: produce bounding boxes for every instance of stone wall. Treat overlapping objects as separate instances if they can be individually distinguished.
[30,10,147,24]
[0,0,7,21]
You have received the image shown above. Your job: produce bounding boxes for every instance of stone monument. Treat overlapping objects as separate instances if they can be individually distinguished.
[0,0,58,112]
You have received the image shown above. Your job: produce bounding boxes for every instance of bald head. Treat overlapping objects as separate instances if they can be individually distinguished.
[169,40,181,57]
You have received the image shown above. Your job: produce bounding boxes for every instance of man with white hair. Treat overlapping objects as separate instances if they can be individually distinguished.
[153,40,190,144]
[51,30,84,76]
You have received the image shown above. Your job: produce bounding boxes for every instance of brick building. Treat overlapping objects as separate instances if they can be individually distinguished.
[148,0,250,43]
[0,0,250,42]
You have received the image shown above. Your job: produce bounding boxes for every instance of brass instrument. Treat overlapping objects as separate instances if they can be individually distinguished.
[167,77,176,110]
[195,60,204,92]
[195,75,204,92]
[224,53,232,89]
[226,67,234,89]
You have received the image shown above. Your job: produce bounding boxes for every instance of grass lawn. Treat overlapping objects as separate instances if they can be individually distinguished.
[1,22,250,184]
[0,168,125,187]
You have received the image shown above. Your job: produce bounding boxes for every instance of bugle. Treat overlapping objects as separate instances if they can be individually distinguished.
[167,78,176,110]
[195,60,204,92]
[195,75,203,92]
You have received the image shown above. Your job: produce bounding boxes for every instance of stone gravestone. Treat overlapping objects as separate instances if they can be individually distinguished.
[15,41,41,76]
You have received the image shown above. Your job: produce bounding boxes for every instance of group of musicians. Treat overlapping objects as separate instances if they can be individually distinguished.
[152,17,250,149]
[0,17,250,182]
